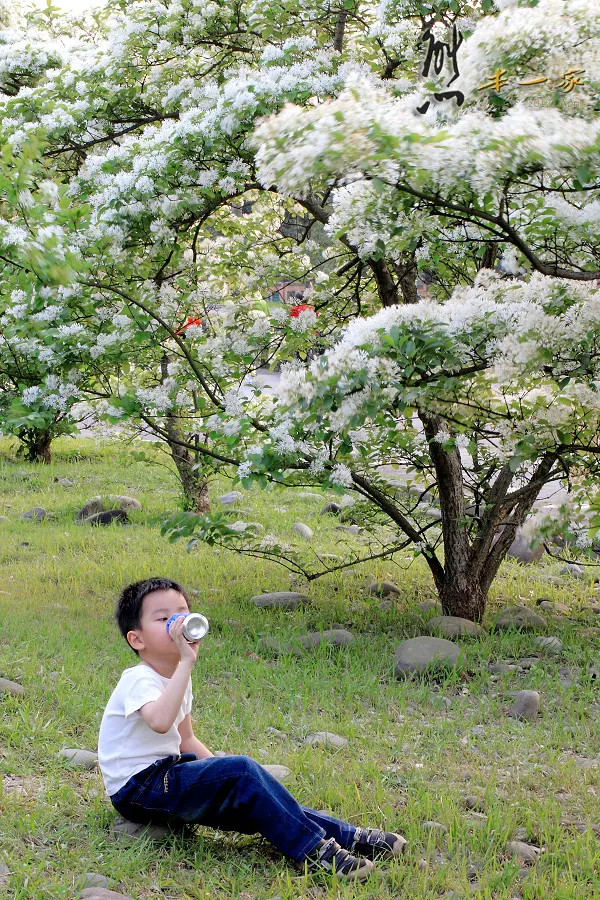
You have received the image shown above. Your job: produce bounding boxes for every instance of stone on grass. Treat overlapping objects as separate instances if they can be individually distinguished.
[292,522,313,539]
[80,889,134,900]
[321,502,342,515]
[510,690,540,721]
[428,616,485,638]
[488,662,518,676]
[537,599,570,614]
[21,507,46,521]
[463,796,484,812]
[533,635,562,655]
[83,874,109,889]
[0,862,10,884]
[367,580,401,598]
[422,821,448,835]
[507,532,544,564]
[250,591,310,610]
[304,731,349,748]
[0,678,25,697]
[258,636,304,658]
[76,496,141,521]
[84,510,130,526]
[0,516,8,523]
[59,748,98,769]
[55,477,75,487]
[560,563,585,579]
[296,629,355,650]
[262,764,291,782]
[506,841,541,865]
[493,606,546,631]
[417,600,442,614]
[394,637,462,677]
[218,491,243,506]
[111,815,171,841]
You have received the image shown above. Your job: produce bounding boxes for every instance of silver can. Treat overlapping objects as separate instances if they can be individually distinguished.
[166,612,209,642]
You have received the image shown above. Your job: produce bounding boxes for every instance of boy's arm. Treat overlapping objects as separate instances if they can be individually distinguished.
[178,713,213,758]
[139,618,199,734]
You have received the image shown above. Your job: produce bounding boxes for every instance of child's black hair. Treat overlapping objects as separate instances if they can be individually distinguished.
[116,577,190,654]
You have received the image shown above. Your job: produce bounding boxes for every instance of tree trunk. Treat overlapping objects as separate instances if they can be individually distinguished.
[168,431,210,513]
[439,576,486,622]
[160,354,210,513]
[333,9,347,52]
[393,254,419,304]
[18,428,53,464]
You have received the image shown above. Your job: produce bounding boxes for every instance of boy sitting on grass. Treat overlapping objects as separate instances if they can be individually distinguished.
[98,576,407,881]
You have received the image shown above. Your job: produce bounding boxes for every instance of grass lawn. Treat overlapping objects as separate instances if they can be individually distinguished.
[1,437,600,899]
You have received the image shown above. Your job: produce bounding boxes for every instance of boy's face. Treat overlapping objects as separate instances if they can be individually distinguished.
[127,588,190,660]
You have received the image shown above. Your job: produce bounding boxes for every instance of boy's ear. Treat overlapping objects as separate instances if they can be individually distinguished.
[127,630,144,652]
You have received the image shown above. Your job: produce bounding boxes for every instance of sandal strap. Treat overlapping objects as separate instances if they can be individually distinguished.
[311,837,365,874]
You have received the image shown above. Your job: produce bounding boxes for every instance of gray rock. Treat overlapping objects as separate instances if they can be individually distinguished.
[510,690,540,721]
[80,891,134,900]
[506,841,541,865]
[218,491,243,506]
[488,663,518,675]
[321,502,342,515]
[560,563,585,579]
[258,636,304,658]
[0,678,25,697]
[250,591,311,609]
[21,507,46,521]
[493,605,546,631]
[422,821,448,834]
[0,516,9,523]
[262,764,292,782]
[507,531,544,564]
[533,635,563,655]
[83,874,109,889]
[55,477,75,487]
[111,815,171,842]
[367,580,401,598]
[292,522,313,539]
[417,600,442,614]
[428,616,485,638]
[83,510,130,526]
[227,519,263,533]
[394,637,462,677]
[76,496,141,521]
[304,731,349,748]
[0,862,10,883]
[296,629,355,650]
[464,796,484,811]
[266,727,286,737]
[512,657,540,670]
[59,748,98,769]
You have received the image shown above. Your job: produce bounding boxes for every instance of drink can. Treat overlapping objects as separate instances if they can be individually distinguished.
[166,612,209,642]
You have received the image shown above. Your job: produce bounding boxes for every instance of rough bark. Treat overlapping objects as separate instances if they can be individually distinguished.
[166,420,211,513]
[333,10,347,53]
[439,576,487,622]
[393,254,419,304]
[18,428,53,464]
[160,355,210,513]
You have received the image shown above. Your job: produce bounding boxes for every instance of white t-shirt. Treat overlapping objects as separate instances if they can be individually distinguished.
[98,663,193,796]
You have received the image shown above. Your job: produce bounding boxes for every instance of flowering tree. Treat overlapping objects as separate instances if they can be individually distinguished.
[2,0,600,615]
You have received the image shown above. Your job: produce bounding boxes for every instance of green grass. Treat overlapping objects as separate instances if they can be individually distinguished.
[1,436,600,899]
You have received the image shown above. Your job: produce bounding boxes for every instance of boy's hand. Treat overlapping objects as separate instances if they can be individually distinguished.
[167,616,200,666]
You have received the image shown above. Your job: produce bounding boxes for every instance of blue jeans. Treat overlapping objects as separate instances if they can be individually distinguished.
[110,754,356,862]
